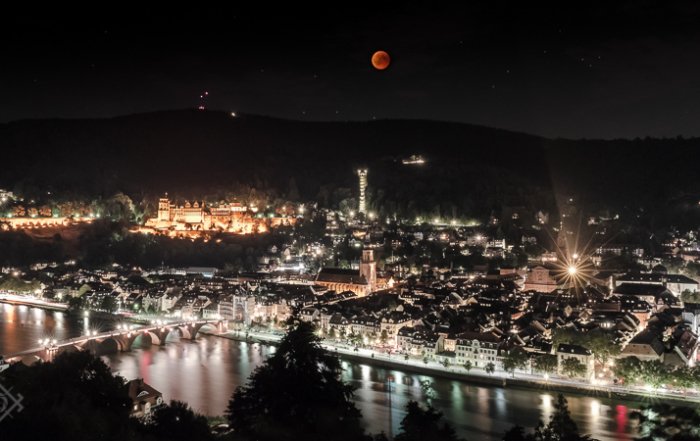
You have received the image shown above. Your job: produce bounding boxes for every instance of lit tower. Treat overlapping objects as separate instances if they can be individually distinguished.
[357,168,368,214]
[157,193,171,222]
[359,248,377,292]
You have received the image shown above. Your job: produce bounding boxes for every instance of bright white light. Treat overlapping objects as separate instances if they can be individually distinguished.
[572,253,579,260]
[568,265,577,275]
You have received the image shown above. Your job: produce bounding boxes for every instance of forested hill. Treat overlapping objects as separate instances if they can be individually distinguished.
[1,109,699,221]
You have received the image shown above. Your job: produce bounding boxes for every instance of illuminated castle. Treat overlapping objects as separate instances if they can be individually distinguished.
[143,195,294,235]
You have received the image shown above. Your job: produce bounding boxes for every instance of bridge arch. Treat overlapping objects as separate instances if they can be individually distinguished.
[17,355,42,366]
[97,337,122,355]
[194,322,219,337]
[130,331,158,348]
[55,344,82,357]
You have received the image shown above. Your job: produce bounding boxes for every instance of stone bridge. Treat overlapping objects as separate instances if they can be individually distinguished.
[4,319,225,365]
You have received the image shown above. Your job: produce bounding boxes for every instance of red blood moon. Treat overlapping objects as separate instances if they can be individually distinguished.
[371,51,391,70]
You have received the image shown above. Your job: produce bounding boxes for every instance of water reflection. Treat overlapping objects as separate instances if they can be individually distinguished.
[105,336,639,441]
[0,304,88,354]
[1,306,640,441]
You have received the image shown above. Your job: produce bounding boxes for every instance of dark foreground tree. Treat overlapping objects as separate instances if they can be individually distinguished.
[0,351,215,441]
[0,351,137,441]
[631,403,700,441]
[394,401,464,441]
[226,320,369,441]
[502,394,596,441]
[144,400,213,441]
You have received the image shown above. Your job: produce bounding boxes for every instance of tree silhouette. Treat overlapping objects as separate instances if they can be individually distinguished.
[502,348,529,377]
[485,362,496,375]
[533,355,557,374]
[631,403,700,441]
[503,394,596,441]
[144,400,213,440]
[1,351,137,441]
[226,320,369,441]
[561,358,587,379]
[394,401,464,441]
[503,425,528,441]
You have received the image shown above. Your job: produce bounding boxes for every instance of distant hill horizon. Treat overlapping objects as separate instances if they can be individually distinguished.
[1,109,699,225]
[5,108,696,142]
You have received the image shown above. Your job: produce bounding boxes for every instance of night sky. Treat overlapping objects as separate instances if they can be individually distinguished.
[3,2,700,139]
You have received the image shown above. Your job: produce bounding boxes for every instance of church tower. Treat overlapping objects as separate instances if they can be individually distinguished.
[359,248,376,292]
[357,168,368,214]
[158,194,171,222]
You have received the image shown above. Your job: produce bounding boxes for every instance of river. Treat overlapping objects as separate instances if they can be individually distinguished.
[0,304,642,440]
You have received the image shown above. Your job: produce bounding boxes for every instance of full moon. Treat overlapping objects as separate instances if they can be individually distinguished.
[371,51,391,70]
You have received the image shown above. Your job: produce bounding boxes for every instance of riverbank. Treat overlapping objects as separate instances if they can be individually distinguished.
[0,294,68,311]
[211,330,699,408]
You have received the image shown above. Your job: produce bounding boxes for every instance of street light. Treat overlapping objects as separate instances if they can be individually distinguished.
[40,337,59,360]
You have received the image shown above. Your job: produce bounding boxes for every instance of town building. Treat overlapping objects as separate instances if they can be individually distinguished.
[614,272,698,296]
[127,379,163,417]
[523,266,559,293]
[454,332,502,369]
[316,248,377,296]
[619,329,665,362]
[556,343,595,381]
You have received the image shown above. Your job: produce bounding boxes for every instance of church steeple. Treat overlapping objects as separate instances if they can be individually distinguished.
[359,247,376,292]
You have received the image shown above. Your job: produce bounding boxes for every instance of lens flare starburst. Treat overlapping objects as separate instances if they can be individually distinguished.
[553,250,594,291]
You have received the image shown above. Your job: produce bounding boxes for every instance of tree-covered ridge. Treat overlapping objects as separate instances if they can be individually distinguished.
[2,110,700,227]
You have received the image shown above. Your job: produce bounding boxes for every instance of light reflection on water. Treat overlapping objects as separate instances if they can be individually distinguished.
[106,337,637,441]
[0,306,638,441]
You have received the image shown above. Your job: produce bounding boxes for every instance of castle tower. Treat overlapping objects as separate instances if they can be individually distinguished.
[157,194,171,222]
[359,248,376,292]
[357,168,368,214]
